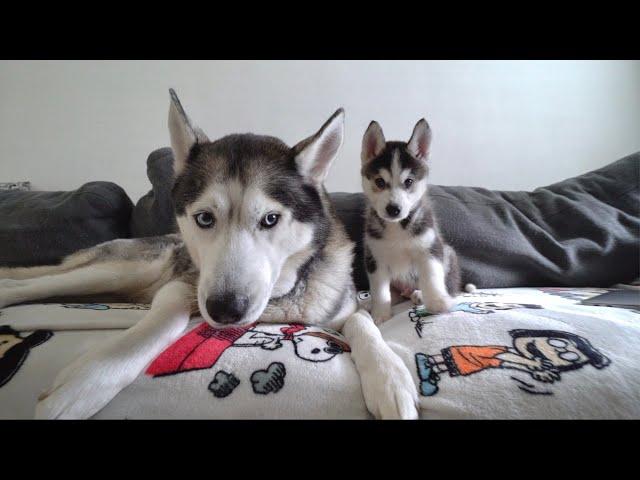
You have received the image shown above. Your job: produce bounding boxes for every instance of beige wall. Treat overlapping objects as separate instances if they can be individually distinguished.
[1,60,638,202]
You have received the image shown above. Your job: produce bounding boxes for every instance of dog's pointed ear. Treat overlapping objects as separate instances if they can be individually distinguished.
[293,108,345,184]
[168,89,209,175]
[407,118,432,161]
[361,121,386,164]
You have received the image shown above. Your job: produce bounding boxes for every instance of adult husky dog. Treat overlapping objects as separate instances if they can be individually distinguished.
[0,91,418,420]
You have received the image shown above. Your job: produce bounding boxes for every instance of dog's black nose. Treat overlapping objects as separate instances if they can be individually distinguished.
[206,293,249,324]
[386,204,401,217]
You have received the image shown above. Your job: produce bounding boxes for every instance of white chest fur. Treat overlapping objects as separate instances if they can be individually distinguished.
[367,224,436,285]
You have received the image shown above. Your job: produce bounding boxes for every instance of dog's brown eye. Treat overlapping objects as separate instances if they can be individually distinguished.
[404,178,414,188]
[194,212,215,229]
[374,178,386,189]
[260,212,280,229]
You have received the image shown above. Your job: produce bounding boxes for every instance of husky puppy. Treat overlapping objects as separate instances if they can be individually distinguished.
[0,91,418,420]
[361,119,472,324]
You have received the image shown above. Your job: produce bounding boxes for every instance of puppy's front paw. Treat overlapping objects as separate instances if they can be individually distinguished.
[371,304,391,325]
[359,347,419,420]
[424,294,454,314]
[35,351,128,419]
[410,290,423,305]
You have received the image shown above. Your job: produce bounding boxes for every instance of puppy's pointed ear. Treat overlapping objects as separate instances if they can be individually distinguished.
[407,118,432,161]
[361,121,386,164]
[293,108,345,184]
[168,89,209,175]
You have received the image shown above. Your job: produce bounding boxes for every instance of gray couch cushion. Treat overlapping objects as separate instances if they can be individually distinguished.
[129,148,177,237]
[0,182,133,267]
[429,153,639,289]
[131,149,639,290]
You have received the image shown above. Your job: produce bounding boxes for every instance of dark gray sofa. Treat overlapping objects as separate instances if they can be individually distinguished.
[1,150,638,290]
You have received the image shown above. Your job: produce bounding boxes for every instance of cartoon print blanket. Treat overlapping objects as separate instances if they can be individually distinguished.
[0,288,638,419]
[373,287,640,419]
[97,321,367,419]
[0,303,368,419]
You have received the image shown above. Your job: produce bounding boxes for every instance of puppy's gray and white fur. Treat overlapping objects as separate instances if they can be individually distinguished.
[0,91,418,420]
[361,119,473,324]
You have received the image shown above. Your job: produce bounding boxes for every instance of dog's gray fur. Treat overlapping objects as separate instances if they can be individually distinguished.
[1,104,356,330]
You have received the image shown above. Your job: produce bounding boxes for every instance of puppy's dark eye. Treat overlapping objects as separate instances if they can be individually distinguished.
[194,212,215,229]
[404,178,414,188]
[260,212,280,229]
[374,178,386,189]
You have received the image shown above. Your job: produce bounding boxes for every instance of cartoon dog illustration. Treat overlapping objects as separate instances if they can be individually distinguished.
[415,329,611,396]
[408,302,543,337]
[146,322,351,377]
[62,303,150,311]
[538,288,609,302]
[1,325,53,388]
[453,302,543,314]
[460,291,499,298]
[233,324,350,362]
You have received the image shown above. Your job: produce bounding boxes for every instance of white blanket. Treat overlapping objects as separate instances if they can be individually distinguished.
[0,288,638,419]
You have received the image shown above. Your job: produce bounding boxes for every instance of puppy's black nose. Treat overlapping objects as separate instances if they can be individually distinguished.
[386,204,401,218]
[206,293,249,324]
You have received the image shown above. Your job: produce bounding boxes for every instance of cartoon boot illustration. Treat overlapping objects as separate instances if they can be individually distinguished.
[415,353,440,396]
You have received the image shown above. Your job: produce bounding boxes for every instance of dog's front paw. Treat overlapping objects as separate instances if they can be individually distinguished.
[35,350,127,419]
[424,293,454,314]
[359,347,419,420]
[0,292,9,310]
[0,279,23,308]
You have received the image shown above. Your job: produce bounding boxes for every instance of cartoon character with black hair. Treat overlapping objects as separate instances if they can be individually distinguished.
[0,325,53,388]
[416,329,611,396]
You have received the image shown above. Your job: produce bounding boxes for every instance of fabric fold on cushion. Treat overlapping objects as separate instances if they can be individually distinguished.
[429,153,639,287]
